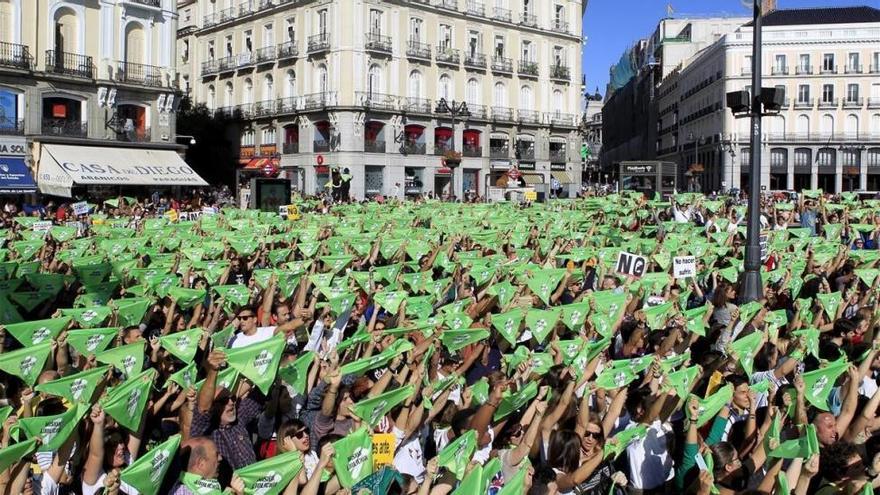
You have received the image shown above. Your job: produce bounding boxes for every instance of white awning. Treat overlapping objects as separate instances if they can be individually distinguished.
[38,144,208,197]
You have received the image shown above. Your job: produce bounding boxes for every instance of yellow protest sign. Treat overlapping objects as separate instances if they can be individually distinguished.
[524,191,537,201]
[286,204,300,220]
[371,433,395,470]
[164,209,179,223]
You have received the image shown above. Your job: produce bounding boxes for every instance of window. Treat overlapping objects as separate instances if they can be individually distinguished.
[519,85,532,110]
[822,84,834,102]
[553,90,563,114]
[554,4,565,26]
[365,166,384,196]
[744,55,752,71]
[494,35,504,57]
[521,40,532,61]
[225,35,232,58]
[821,114,834,135]
[408,70,422,98]
[224,82,233,107]
[842,149,860,167]
[285,70,296,98]
[799,54,810,70]
[208,40,215,60]
[438,74,452,100]
[774,54,786,70]
[467,78,480,105]
[183,75,190,94]
[553,46,563,66]
[368,65,383,95]
[794,148,811,167]
[468,31,480,57]
[241,130,255,146]
[369,10,382,35]
[286,18,295,42]
[244,78,253,104]
[494,82,506,106]
[868,148,880,168]
[262,127,276,145]
[316,65,328,93]
[439,24,452,49]
[846,114,859,136]
[410,18,423,42]
[817,148,836,167]
[848,52,860,70]
[317,9,327,34]
[796,115,809,135]
[207,85,215,108]
[822,53,834,71]
[847,84,860,102]
[770,149,788,168]
[798,84,810,102]
[264,74,273,99]
[523,0,532,15]
[263,24,273,48]
[244,30,253,53]
[182,40,190,62]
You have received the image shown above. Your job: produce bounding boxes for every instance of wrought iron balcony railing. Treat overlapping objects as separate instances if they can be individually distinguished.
[45,50,93,79]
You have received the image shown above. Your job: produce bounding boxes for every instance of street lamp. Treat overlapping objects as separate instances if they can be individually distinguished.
[435,98,470,200]
[688,132,704,192]
[724,0,785,303]
[719,139,737,193]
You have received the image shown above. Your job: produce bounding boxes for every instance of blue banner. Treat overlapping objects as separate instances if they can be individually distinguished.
[0,157,37,194]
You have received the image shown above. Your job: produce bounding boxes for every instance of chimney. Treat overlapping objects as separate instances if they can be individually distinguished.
[762,0,777,14]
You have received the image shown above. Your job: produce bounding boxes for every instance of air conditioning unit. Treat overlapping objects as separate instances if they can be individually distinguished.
[161,134,170,141]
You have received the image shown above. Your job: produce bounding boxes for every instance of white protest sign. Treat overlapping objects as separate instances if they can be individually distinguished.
[673,256,697,279]
[278,205,289,217]
[72,201,90,216]
[615,251,647,278]
[32,221,52,232]
[201,206,217,216]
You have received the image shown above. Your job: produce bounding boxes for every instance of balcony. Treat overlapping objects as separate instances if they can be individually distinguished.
[771,66,788,75]
[0,41,32,71]
[277,96,297,114]
[467,104,488,119]
[820,65,838,74]
[464,52,487,69]
[218,7,235,23]
[520,13,537,27]
[115,127,152,143]
[314,140,331,152]
[871,65,880,74]
[217,56,236,72]
[551,21,569,34]
[845,65,863,74]
[283,142,299,154]
[436,0,457,10]
[357,91,397,111]
[741,68,752,76]
[869,97,880,109]
[254,46,276,64]
[466,0,484,16]
[407,41,431,61]
[45,50,94,79]
[308,33,330,54]
[518,110,540,124]
[795,65,812,75]
[235,103,254,119]
[843,98,864,108]
[238,1,253,16]
[277,41,298,60]
[403,97,432,114]
[548,112,576,126]
[436,47,460,66]
[549,149,567,163]
[518,60,538,78]
[491,56,513,74]
[515,147,535,160]
[365,33,392,55]
[463,145,482,157]
[549,65,570,81]
[253,100,276,118]
[257,0,275,9]
[364,140,386,153]
[201,60,219,76]
[127,0,160,6]
[492,106,514,122]
[203,14,217,27]
[794,98,814,109]
[301,92,336,110]
[237,52,255,69]
[401,142,427,155]
[818,98,839,108]
[492,7,512,22]
[42,119,88,138]
[433,142,453,155]
[490,146,509,158]
[117,61,163,87]
[0,119,24,136]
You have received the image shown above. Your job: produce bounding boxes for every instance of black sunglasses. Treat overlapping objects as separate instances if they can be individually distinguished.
[584,430,603,439]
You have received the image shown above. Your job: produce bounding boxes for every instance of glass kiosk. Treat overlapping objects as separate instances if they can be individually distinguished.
[619,161,678,198]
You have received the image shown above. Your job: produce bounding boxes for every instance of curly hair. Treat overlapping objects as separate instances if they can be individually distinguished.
[819,441,861,483]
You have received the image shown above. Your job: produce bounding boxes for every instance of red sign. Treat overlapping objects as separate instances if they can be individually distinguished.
[263,161,278,177]
[436,168,453,176]
[316,155,324,166]
[508,168,522,180]
[315,166,329,174]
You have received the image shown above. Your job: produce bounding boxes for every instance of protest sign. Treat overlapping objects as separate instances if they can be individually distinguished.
[673,256,697,279]
[615,251,647,277]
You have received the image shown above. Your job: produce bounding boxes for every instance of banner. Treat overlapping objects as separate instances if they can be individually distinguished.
[119,434,181,495]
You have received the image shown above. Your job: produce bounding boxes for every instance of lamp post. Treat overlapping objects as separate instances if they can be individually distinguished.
[435,98,471,200]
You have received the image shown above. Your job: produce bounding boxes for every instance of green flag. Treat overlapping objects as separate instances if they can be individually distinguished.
[4,316,70,346]
[100,368,156,432]
[487,281,516,308]
[494,381,538,421]
[595,364,639,390]
[437,430,477,480]
[666,365,701,400]
[15,402,88,451]
[373,290,407,314]
[119,434,181,495]
[451,464,485,495]
[816,292,843,319]
[166,362,198,390]
[333,427,374,488]
[213,285,251,307]
[168,287,207,310]
[729,331,764,376]
[560,302,590,332]
[856,269,880,287]
[525,308,561,344]
[603,424,648,459]
[441,329,489,352]
[159,328,203,363]
[491,309,525,346]
[339,340,414,376]
[768,424,819,459]
[0,438,38,473]
[688,384,733,428]
[35,365,109,404]
[223,334,285,394]
[643,302,676,331]
[278,352,315,395]
[233,449,303,495]
[802,357,849,411]
[113,298,153,327]
[350,385,414,427]
[60,306,113,328]
[498,465,528,495]
[0,342,52,387]
[96,341,146,378]
[66,327,119,356]
[526,269,566,305]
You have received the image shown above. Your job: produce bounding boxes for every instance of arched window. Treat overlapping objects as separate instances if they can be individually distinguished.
[0,1,14,43]
[820,114,834,136]
[262,127,276,145]
[796,114,810,136]
[224,82,234,107]
[438,74,452,100]
[368,65,383,95]
[493,82,506,107]
[124,22,145,65]
[264,74,274,100]
[817,147,836,167]
[207,85,215,109]
[243,78,253,104]
[873,114,880,134]
[285,70,296,98]
[845,114,859,137]
[316,64,328,93]
[466,78,479,105]
[768,115,785,137]
[53,7,78,53]
[553,89,563,114]
[519,85,532,110]
[408,70,422,98]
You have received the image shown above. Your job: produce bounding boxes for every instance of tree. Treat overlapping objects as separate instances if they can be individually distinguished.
[176,95,239,187]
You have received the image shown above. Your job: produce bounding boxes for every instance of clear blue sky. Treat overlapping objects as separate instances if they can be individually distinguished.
[582,0,880,96]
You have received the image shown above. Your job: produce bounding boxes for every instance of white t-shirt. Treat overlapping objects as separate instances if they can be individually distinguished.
[230,326,275,348]
[860,376,879,399]
[626,420,674,491]
[751,370,789,408]
[303,450,319,479]
[392,427,426,482]
[82,471,138,495]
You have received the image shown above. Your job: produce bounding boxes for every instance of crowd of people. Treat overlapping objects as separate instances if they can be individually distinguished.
[0,187,879,495]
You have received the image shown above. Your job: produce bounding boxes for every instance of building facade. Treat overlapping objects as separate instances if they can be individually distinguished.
[177,0,586,200]
[0,0,183,195]
[655,6,880,194]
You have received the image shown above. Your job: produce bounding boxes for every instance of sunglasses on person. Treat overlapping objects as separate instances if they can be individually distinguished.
[239,314,255,320]
[584,430,604,440]
[291,429,308,440]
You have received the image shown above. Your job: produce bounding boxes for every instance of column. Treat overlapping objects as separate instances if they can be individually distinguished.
[760,146,771,191]
[835,149,843,193]
[860,148,868,191]
[811,146,819,189]
[787,147,795,190]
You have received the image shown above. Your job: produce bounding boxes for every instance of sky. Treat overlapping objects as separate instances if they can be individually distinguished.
[581,0,880,97]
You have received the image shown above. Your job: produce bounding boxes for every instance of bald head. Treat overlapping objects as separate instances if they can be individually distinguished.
[183,437,220,478]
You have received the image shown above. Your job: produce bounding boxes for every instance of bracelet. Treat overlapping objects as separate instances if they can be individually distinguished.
[486,401,499,408]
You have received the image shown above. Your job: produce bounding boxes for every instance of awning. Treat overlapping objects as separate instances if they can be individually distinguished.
[38,144,208,197]
[242,157,280,170]
[0,157,37,194]
[522,173,543,185]
[551,171,573,183]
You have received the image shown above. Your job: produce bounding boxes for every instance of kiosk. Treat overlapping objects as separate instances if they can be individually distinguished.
[619,161,678,197]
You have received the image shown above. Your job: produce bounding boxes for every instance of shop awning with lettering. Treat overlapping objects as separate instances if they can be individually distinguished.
[551,171,574,184]
[522,173,544,185]
[0,157,37,194]
[37,144,208,197]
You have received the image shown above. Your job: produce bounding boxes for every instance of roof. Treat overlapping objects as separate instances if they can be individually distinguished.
[746,6,880,26]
